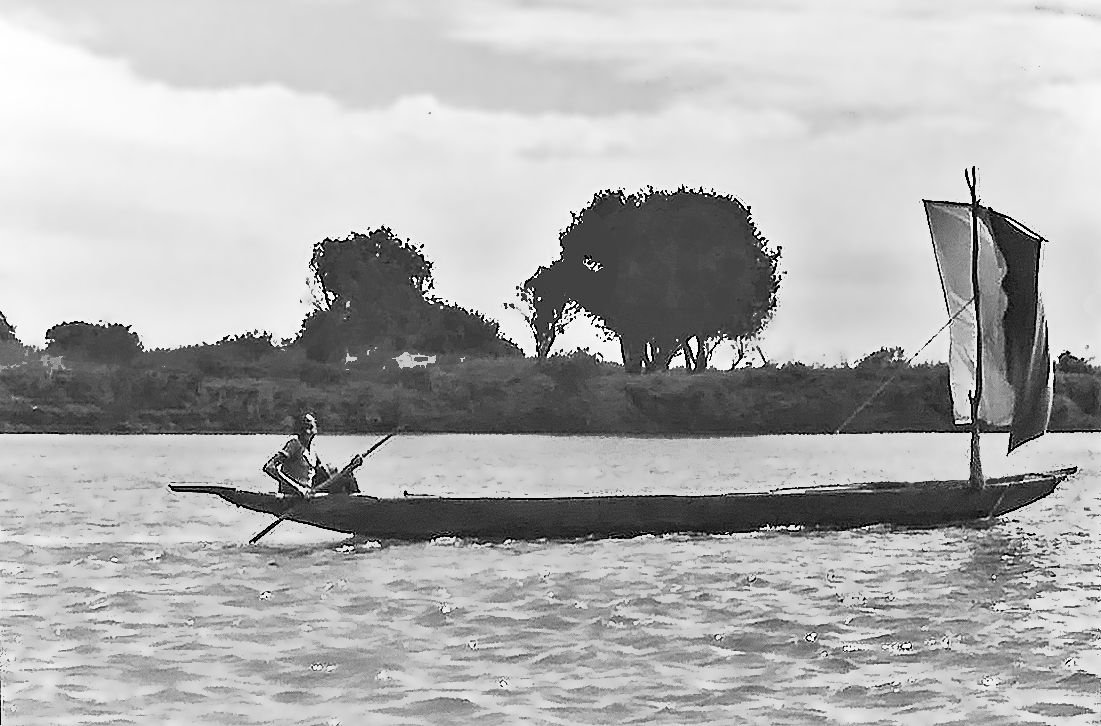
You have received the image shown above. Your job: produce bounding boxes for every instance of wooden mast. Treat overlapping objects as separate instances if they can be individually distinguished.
[965,166,985,488]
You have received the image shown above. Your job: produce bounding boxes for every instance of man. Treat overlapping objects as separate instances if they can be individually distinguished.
[263,412,360,497]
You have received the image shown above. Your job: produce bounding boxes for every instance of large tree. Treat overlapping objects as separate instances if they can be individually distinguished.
[297,228,518,361]
[45,321,143,364]
[532,187,782,373]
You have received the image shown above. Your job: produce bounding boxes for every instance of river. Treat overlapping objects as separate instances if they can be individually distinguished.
[1,432,1098,725]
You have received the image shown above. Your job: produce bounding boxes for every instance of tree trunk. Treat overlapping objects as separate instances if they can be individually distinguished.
[680,336,708,372]
[646,339,673,373]
[620,336,645,374]
[694,337,708,371]
[535,328,554,360]
[729,339,748,370]
[533,310,557,360]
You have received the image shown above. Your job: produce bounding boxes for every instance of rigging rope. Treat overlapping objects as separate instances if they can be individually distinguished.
[833,296,974,435]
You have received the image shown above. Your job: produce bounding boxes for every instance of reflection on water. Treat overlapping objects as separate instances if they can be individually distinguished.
[1,433,1099,725]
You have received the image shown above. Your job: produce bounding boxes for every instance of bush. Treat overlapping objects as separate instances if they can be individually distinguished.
[298,361,343,386]
[542,348,604,394]
[0,340,32,367]
[1057,351,1097,375]
[1055,372,1101,418]
[215,331,277,361]
[46,321,143,364]
[376,366,433,392]
[856,346,908,370]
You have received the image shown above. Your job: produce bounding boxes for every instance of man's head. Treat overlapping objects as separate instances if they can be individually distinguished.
[294,412,318,439]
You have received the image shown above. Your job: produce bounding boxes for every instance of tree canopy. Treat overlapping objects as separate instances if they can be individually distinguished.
[0,311,15,342]
[531,187,782,372]
[297,228,519,361]
[45,321,143,364]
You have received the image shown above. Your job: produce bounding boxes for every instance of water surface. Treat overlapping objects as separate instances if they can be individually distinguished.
[2,433,1099,724]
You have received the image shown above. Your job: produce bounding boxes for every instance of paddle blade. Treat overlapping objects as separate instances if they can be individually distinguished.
[249,518,285,544]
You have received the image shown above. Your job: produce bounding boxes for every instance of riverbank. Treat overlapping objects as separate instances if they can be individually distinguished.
[1,350,1098,434]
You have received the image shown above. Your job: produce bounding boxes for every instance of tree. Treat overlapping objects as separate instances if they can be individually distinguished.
[0,311,26,366]
[532,187,782,373]
[0,310,15,342]
[856,346,909,370]
[310,228,434,307]
[297,228,435,361]
[297,227,519,361]
[297,309,345,363]
[504,265,579,360]
[1056,350,1097,375]
[728,338,769,369]
[416,301,522,357]
[45,322,143,364]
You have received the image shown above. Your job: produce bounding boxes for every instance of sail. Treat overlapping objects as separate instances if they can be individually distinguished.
[923,200,1053,452]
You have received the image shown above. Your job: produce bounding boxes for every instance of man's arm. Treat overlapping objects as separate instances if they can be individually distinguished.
[263,451,312,498]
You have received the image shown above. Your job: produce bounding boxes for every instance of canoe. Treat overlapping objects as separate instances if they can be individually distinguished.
[169,466,1076,540]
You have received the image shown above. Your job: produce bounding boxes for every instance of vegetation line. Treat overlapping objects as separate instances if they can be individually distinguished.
[0,345,1097,435]
[834,297,973,435]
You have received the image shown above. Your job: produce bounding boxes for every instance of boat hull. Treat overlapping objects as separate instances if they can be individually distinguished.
[170,467,1077,541]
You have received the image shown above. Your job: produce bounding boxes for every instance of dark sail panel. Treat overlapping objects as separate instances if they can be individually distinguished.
[986,210,1053,451]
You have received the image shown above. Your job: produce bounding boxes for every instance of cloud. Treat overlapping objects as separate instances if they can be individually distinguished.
[0,0,685,115]
[0,2,1096,362]
[454,0,1101,129]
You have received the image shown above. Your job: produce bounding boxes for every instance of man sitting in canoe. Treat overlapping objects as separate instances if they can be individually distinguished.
[263,412,360,498]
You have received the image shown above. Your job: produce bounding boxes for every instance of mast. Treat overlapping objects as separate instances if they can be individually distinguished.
[965,167,985,488]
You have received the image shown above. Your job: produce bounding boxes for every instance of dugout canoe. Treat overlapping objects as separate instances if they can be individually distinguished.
[169,467,1076,541]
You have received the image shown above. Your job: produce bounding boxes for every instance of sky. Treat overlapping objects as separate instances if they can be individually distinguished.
[1,0,1098,365]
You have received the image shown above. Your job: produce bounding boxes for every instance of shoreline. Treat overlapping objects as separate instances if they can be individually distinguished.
[3,354,1099,437]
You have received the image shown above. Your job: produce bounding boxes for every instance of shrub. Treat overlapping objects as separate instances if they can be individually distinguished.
[1056,351,1097,375]
[856,346,908,370]
[298,361,343,386]
[542,348,604,394]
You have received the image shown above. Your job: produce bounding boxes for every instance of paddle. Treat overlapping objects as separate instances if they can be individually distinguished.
[248,431,397,544]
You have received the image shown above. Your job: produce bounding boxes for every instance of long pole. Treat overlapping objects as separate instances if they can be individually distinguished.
[965,167,985,488]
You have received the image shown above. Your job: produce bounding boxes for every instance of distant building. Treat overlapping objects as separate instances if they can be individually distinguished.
[393,352,436,369]
[40,354,66,377]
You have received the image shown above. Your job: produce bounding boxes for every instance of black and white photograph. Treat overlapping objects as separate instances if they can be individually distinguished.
[1,1,1099,724]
